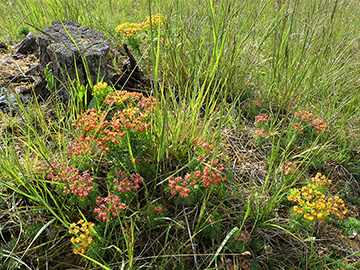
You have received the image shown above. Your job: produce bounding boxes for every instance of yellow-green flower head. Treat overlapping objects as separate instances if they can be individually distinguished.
[115,22,143,38]
[70,237,76,244]
[94,82,108,92]
[144,14,166,28]
[115,14,166,37]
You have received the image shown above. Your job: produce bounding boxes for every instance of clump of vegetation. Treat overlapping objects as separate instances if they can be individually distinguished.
[15,26,30,41]
[1,0,360,269]
[288,173,348,223]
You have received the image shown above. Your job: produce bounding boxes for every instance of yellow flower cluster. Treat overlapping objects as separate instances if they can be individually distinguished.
[288,173,348,222]
[69,219,95,255]
[93,81,108,92]
[311,172,331,186]
[115,22,144,38]
[115,14,166,38]
[142,14,166,30]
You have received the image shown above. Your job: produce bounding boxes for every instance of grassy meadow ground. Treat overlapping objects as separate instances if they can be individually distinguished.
[1,0,360,269]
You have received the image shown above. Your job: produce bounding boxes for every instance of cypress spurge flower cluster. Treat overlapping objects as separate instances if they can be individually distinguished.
[69,220,95,255]
[93,172,143,222]
[168,138,226,202]
[294,110,329,135]
[67,134,96,157]
[46,82,160,255]
[113,171,143,193]
[279,160,299,175]
[218,257,251,270]
[115,14,166,55]
[92,81,112,109]
[94,194,126,222]
[71,89,156,152]
[115,14,166,38]
[288,173,348,222]
[254,113,270,142]
[47,164,93,198]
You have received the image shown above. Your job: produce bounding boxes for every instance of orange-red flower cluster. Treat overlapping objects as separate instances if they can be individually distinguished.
[152,206,163,215]
[294,110,329,134]
[104,91,143,105]
[253,99,262,108]
[237,230,250,243]
[168,174,196,199]
[294,110,313,121]
[93,171,144,222]
[47,164,93,198]
[279,160,299,175]
[293,122,304,134]
[104,91,157,110]
[255,113,270,123]
[71,91,157,152]
[311,118,329,134]
[67,134,96,156]
[94,194,126,222]
[202,160,226,187]
[193,137,216,157]
[168,159,226,199]
[254,127,266,138]
[72,109,108,133]
[218,257,251,270]
[113,171,143,192]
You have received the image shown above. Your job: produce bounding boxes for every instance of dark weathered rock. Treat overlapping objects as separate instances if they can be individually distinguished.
[0,42,7,52]
[0,93,27,114]
[38,21,109,88]
[0,22,152,114]
[14,32,38,55]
